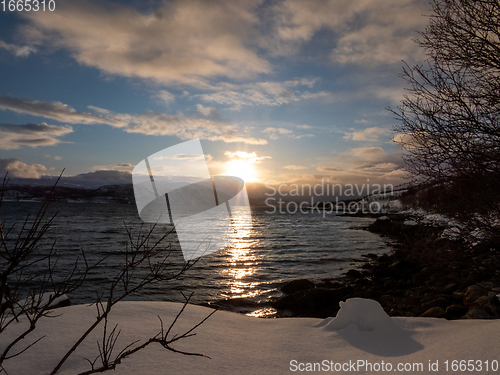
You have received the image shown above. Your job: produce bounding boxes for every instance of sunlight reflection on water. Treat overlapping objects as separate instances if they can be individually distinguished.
[2,202,392,316]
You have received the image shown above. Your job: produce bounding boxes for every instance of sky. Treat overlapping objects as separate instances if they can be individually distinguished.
[0,0,432,189]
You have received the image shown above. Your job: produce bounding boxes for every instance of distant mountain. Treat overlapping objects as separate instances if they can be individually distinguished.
[3,182,261,206]
[3,184,135,205]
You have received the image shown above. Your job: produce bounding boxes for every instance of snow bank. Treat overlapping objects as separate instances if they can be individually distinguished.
[1,299,500,374]
[318,298,398,332]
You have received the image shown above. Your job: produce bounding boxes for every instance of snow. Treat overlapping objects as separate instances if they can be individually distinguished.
[318,298,398,332]
[1,299,500,374]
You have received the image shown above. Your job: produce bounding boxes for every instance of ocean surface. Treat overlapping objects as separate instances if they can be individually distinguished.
[1,202,391,316]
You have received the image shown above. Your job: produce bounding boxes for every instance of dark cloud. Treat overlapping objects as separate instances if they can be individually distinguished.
[0,96,118,125]
[0,122,73,149]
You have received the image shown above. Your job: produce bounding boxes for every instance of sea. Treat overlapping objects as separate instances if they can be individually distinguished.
[1,201,392,317]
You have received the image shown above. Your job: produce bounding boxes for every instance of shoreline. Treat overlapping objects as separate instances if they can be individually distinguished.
[270,214,500,320]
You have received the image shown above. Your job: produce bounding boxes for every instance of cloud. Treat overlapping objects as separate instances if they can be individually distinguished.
[392,133,418,150]
[20,0,270,87]
[0,96,120,125]
[155,90,175,104]
[0,95,266,145]
[262,126,314,140]
[316,166,343,172]
[195,104,222,121]
[91,163,135,171]
[284,165,307,170]
[0,158,47,178]
[222,150,271,182]
[196,104,214,116]
[343,127,392,142]
[0,40,37,57]
[315,146,406,184]
[199,78,329,110]
[224,151,271,163]
[343,146,405,170]
[151,154,206,161]
[271,0,429,65]
[208,135,267,145]
[110,111,268,145]
[262,127,293,140]
[0,122,73,149]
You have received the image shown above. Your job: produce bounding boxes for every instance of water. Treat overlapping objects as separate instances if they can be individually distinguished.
[1,202,391,315]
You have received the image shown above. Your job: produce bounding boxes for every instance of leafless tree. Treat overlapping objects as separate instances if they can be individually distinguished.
[393,0,500,240]
[0,173,90,369]
[0,174,214,374]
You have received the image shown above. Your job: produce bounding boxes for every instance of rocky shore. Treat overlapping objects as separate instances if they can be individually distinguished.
[271,214,500,320]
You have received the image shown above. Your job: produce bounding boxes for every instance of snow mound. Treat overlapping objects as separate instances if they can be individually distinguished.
[317,298,397,332]
[317,298,425,356]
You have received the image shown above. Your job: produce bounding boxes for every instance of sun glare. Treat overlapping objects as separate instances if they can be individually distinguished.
[223,159,258,182]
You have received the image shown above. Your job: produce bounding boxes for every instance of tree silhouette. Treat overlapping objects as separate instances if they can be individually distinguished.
[393,0,500,240]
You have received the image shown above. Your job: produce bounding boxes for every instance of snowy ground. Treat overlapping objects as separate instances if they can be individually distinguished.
[2,298,500,374]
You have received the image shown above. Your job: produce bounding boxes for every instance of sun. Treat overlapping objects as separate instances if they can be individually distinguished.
[223,159,258,182]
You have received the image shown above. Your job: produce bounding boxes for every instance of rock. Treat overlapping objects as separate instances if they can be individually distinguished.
[464,285,489,305]
[420,307,447,318]
[443,283,458,294]
[315,280,343,289]
[422,297,450,311]
[345,269,363,278]
[369,218,394,233]
[280,279,315,295]
[433,297,451,309]
[465,308,491,319]
[477,281,493,290]
[403,220,418,226]
[272,287,353,318]
[424,292,436,300]
[475,295,500,317]
[446,305,467,318]
[378,295,393,304]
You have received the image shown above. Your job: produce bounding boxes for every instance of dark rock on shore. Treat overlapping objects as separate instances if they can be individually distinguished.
[272,286,354,318]
[420,307,447,318]
[272,214,500,320]
[280,279,315,295]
